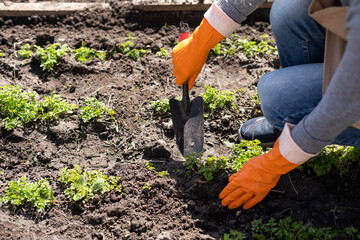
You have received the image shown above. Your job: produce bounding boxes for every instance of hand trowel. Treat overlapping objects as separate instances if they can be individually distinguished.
[170,21,204,158]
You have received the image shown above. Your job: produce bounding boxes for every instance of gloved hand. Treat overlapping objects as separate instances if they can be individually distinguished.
[219,123,316,209]
[171,18,224,90]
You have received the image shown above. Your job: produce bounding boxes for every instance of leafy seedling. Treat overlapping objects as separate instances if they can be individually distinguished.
[145,162,155,170]
[58,165,122,202]
[74,42,106,62]
[305,145,360,176]
[150,98,170,115]
[0,86,76,130]
[200,85,236,112]
[18,44,33,59]
[80,97,115,123]
[158,171,169,177]
[0,176,54,212]
[156,48,170,58]
[35,43,70,71]
[142,183,151,191]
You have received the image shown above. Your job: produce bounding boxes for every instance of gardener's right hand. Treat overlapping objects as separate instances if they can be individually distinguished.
[171,18,224,90]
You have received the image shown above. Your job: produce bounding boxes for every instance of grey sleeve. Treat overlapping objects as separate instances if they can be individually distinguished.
[216,0,266,24]
[291,1,360,154]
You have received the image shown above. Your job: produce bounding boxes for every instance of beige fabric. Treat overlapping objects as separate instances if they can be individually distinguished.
[309,0,360,129]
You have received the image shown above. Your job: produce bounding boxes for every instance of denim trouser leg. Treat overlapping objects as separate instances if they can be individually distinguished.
[258,64,360,148]
[257,0,360,148]
[270,0,326,67]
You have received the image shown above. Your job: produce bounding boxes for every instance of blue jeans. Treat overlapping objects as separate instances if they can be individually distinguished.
[257,0,360,148]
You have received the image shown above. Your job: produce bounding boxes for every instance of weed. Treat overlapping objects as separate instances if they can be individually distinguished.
[199,156,229,181]
[142,182,151,191]
[37,93,77,122]
[58,165,122,202]
[156,48,170,58]
[250,90,261,105]
[0,49,3,57]
[145,162,155,170]
[126,32,136,40]
[74,42,106,62]
[185,153,227,181]
[200,86,236,112]
[0,176,54,212]
[305,145,360,176]
[0,86,76,130]
[150,98,170,115]
[158,171,169,177]
[228,139,266,172]
[0,85,38,129]
[119,41,150,60]
[80,97,114,123]
[251,217,358,240]
[185,140,266,181]
[18,44,33,59]
[210,43,221,56]
[211,34,278,57]
[223,230,246,240]
[35,43,70,71]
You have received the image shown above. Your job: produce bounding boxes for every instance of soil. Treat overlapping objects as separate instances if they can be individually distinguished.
[0,1,359,240]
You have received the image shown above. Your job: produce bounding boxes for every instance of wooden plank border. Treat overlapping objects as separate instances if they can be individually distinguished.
[0,2,110,17]
[133,1,273,12]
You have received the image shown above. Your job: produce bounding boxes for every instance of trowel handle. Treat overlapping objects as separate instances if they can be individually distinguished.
[179,21,191,114]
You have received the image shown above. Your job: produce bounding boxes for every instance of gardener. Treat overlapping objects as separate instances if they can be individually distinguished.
[172,0,360,209]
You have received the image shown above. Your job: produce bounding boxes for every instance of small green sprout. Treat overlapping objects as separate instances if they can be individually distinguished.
[0,85,77,130]
[119,41,150,60]
[306,145,360,176]
[37,93,77,122]
[250,217,353,240]
[74,42,106,62]
[35,43,70,71]
[142,182,151,191]
[0,176,54,212]
[156,48,170,58]
[18,44,33,59]
[223,230,246,240]
[80,97,114,123]
[58,165,122,202]
[158,171,169,177]
[145,162,155,170]
[150,98,170,114]
[200,86,236,112]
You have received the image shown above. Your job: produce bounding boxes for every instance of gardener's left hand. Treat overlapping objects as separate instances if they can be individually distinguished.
[219,123,316,209]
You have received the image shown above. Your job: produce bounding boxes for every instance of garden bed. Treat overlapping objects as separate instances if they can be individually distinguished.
[0,1,359,239]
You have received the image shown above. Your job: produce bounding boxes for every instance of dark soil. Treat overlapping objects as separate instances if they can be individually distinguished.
[0,2,359,239]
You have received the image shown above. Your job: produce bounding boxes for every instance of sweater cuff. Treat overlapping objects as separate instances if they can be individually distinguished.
[279,123,318,165]
[204,3,240,38]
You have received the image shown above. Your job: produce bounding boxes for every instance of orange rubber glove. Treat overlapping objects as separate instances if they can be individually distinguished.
[219,123,318,210]
[171,18,224,90]
[219,139,299,209]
